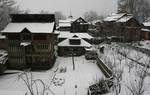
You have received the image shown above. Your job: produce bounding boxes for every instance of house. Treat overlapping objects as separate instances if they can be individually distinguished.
[1,14,56,70]
[140,20,150,40]
[141,28,150,40]
[143,21,150,30]
[71,17,89,33]
[57,31,93,43]
[57,16,76,31]
[58,35,92,56]
[103,13,142,41]
[0,50,8,74]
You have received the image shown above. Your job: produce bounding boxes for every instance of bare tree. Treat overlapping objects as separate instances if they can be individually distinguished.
[54,11,66,26]
[118,0,150,22]
[40,10,49,14]
[0,0,23,30]
[83,11,104,22]
[18,72,55,95]
[126,57,149,95]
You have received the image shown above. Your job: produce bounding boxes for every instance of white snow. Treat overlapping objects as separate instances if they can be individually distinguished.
[1,22,55,33]
[20,42,31,47]
[0,35,6,39]
[58,38,92,47]
[141,28,150,32]
[117,15,133,22]
[133,40,150,50]
[104,13,126,22]
[58,32,93,39]
[0,56,104,95]
[143,21,150,26]
[96,42,150,95]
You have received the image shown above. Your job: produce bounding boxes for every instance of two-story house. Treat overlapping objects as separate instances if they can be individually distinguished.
[1,14,56,70]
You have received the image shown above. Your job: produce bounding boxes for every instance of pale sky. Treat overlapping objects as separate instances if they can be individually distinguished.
[14,0,118,17]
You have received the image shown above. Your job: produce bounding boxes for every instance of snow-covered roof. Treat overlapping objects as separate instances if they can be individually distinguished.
[1,22,55,33]
[59,22,71,27]
[58,18,76,27]
[20,42,31,47]
[58,32,93,39]
[0,35,6,39]
[59,18,76,23]
[141,28,150,32]
[58,38,92,47]
[104,13,126,22]
[143,22,150,26]
[117,15,133,22]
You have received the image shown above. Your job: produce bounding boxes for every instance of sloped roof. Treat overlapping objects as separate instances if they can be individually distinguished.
[104,13,126,22]
[58,38,92,47]
[59,22,71,27]
[141,28,150,32]
[117,15,133,22]
[58,32,93,39]
[1,22,55,33]
[143,22,150,26]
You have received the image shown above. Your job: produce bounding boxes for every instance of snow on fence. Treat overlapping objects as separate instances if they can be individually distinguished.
[96,56,113,79]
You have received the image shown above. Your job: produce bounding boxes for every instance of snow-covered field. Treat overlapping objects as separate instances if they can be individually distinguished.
[0,56,103,95]
[97,42,150,95]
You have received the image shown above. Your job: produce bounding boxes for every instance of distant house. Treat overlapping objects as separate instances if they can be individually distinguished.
[140,21,150,40]
[103,13,142,41]
[58,35,92,56]
[57,16,76,31]
[1,14,56,70]
[57,31,93,43]
[143,21,150,30]
[141,28,150,40]
[71,17,89,33]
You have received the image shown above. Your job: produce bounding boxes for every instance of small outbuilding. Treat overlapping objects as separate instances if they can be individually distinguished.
[58,36,92,56]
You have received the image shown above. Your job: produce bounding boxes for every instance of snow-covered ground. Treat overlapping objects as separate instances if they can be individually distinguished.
[132,40,150,50]
[0,56,103,95]
[97,42,150,95]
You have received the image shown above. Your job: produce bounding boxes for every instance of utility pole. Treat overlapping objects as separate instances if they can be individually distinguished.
[72,49,75,70]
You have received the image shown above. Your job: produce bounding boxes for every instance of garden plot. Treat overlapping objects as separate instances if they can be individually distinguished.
[97,43,150,95]
[50,56,104,95]
[0,56,103,95]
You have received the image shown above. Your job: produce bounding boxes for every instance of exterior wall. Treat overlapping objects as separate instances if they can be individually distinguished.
[4,33,56,70]
[71,18,89,33]
[102,18,141,41]
[141,31,150,40]
[0,39,6,49]
[58,47,85,56]
[58,27,71,31]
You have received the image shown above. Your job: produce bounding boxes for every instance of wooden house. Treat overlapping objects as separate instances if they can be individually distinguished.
[57,17,76,31]
[141,28,150,40]
[1,14,56,70]
[103,13,142,41]
[71,17,89,33]
[58,35,92,56]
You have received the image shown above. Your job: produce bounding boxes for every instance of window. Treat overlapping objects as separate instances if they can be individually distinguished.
[37,44,49,50]
[22,34,32,40]
[8,34,20,40]
[33,34,47,40]
[8,45,21,52]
